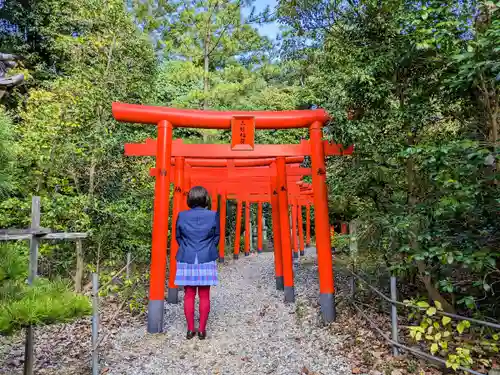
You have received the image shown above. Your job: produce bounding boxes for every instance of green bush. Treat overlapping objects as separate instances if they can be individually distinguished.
[0,243,91,335]
[332,234,350,253]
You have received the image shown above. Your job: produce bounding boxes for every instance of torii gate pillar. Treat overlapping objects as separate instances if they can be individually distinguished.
[277,157,295,302]
[310,121,335,322]
[244,200,250,256]
[271,173,284,290]
[257,202,263,253]
[149,120,173,333]
[167,156,185,304]
[291,200,299,259]
[306,203,311,247]
[298,204,305,256]
[234,200,243,259]
[219,193,227,262]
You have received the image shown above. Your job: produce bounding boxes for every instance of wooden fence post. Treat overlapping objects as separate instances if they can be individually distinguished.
[390,275,399,356]
[126,252,131,280]
[92,273,99,375]
[24,196,40,375]
[75,239,84,292]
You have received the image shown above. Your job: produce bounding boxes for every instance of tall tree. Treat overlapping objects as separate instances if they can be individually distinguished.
[163,0,271,109]
[278,0,500,315]
[1,0,158,266]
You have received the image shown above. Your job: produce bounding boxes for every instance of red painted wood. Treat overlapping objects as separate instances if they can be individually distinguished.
[113,102,330,129]
[277,157,294,293]
[291,200,298,255]
[125,138,352,158]
[168,157,184,290]
[257,202,263,251]
[219,193,227,259]
[298,204,304,252]
[306,204,311,246]
[231,116,255,150]
[310,121,334,295]
[244,201,250,255]
[149,120,172,302]
[149,166,312,178]
[271,172,283,282]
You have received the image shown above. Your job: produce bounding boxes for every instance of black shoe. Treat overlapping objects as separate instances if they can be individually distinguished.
[198,331,206,340]
[186,330,196,340]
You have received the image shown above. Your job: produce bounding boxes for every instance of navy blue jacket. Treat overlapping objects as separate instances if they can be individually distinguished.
[175,207,220,264]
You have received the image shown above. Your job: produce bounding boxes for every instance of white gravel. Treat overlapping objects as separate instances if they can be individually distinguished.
[103,249,350,375]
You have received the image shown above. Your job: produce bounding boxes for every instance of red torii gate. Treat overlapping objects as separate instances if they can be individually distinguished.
[127,144,311,303]
[169,164,311,303]
[231,188,314,286]
[180,168,315,306]
[113,102,353,333]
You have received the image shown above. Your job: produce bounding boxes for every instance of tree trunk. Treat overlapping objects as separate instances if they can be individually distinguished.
[203,26,210,110]
[478,76,499,182]
[88,155,96,201]
[416,260,456,313]
[75,239,84,292]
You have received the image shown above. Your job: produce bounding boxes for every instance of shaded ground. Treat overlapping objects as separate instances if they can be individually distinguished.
[2,249,445,375]
[102,249,350,375]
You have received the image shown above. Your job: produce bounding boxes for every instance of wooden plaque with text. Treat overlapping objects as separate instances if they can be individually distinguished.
[231,116,255,151]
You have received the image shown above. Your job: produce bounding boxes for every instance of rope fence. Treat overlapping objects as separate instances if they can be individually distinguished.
[0,196,88,375]
[346,268,500,375]
[0,196,139,375]
[91,253,136,375]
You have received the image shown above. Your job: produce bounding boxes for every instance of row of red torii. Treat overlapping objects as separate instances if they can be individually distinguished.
[112,102,353,333]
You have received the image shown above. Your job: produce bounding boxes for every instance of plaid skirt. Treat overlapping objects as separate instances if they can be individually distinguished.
[174,256,218,286]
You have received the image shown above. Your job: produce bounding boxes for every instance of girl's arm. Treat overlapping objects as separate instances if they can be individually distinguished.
[175,213,182,246]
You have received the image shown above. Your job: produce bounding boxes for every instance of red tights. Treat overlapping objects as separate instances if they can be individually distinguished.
[183,286,211,332]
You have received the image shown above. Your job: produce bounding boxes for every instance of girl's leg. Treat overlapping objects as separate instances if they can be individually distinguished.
[183,286,196,331]
[198,286,211,332]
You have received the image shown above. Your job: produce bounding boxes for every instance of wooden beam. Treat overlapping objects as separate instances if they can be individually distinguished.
[0,228,52,236]
[0,232,88,241]
[75,239,84,293]
[125,138,353,158]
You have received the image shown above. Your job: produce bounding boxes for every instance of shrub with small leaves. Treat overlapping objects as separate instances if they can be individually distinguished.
[87,261,148,316]
[404,299,499,371]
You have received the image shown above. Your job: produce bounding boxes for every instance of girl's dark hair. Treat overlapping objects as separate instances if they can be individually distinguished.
[187,186,209,209]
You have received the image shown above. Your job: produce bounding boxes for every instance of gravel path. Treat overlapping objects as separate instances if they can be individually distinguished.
[103,249,350,375]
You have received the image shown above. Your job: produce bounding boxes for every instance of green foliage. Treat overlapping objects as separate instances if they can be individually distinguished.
[278,0,500,318]
[332,234,350,253]
[404,299,499,370]
[86,261,149,315]
[2,0,497,357]
[0,243,91,334]
[0,107,15,198]
[160,0,272,68]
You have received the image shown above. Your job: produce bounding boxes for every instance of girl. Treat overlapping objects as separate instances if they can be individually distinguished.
[174,186,220,339]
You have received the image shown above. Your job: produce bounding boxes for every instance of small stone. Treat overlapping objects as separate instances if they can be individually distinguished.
[352,368,362,374]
